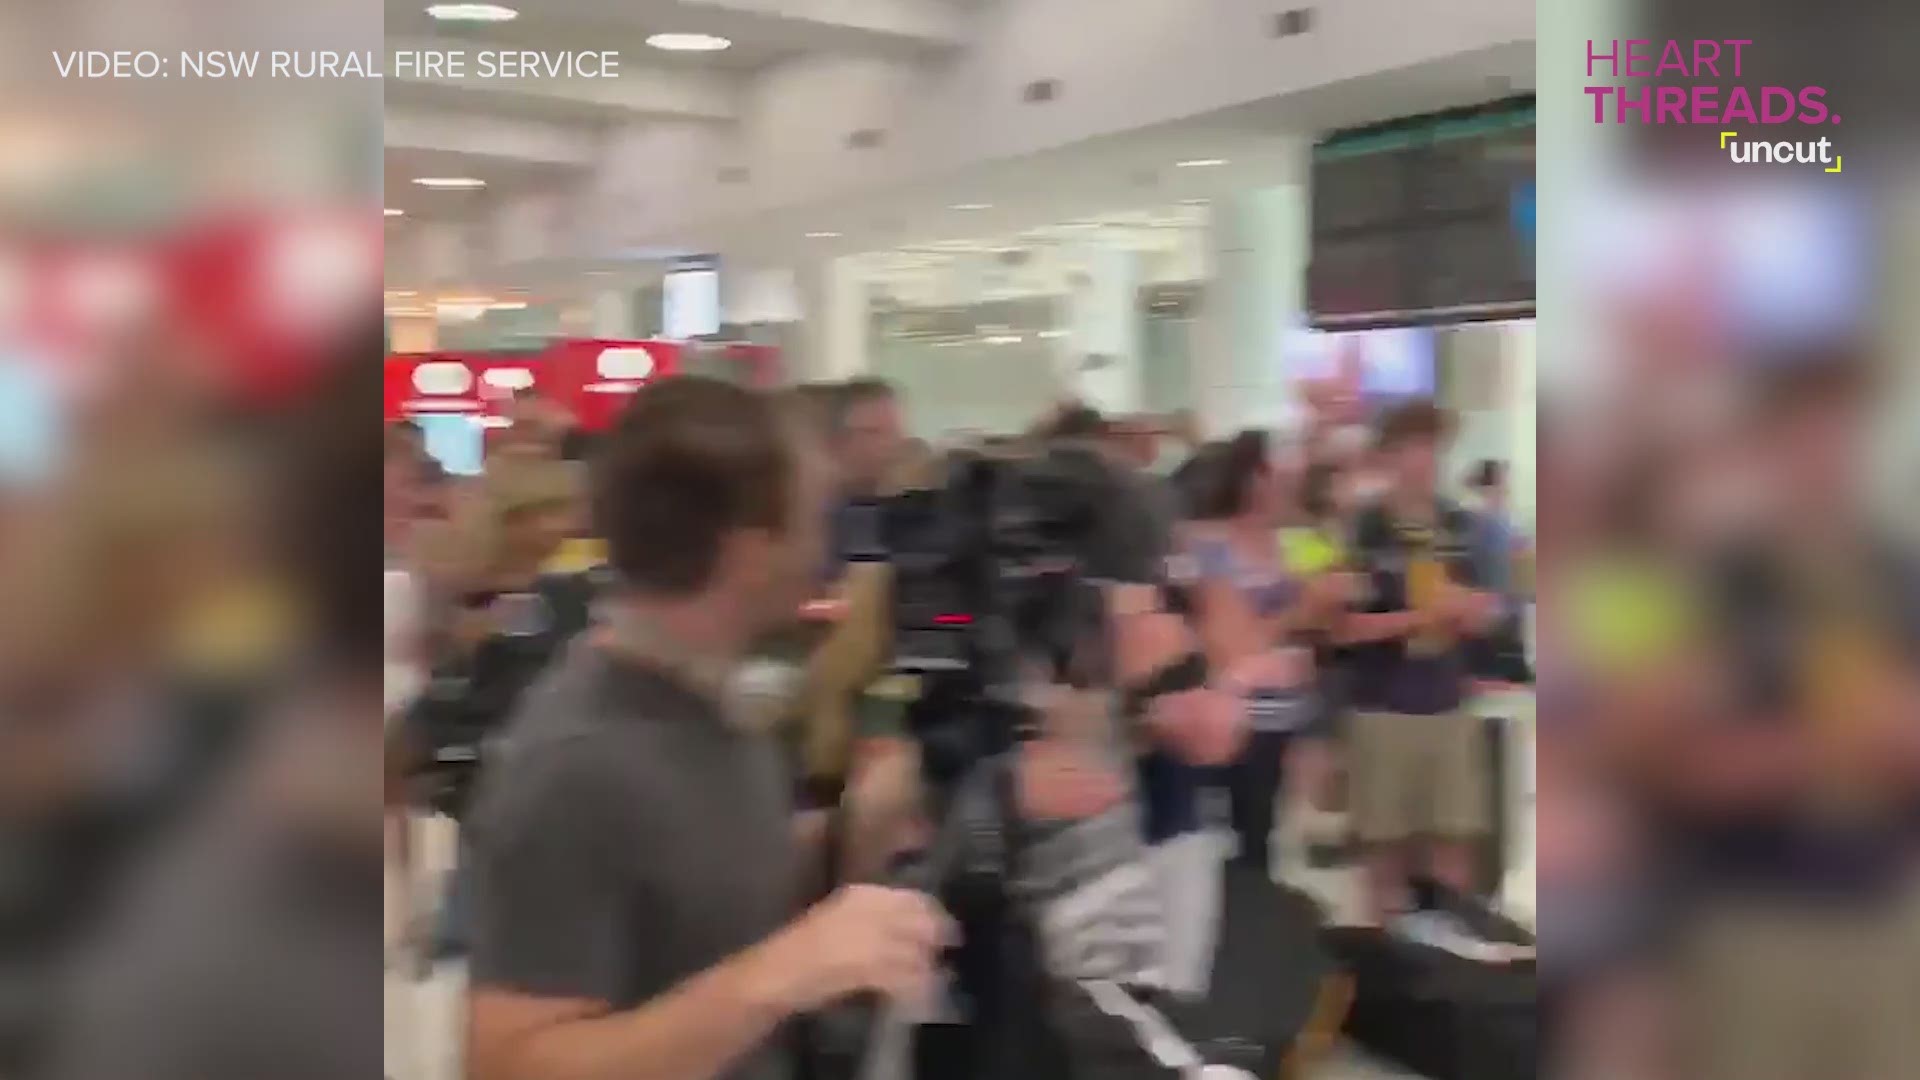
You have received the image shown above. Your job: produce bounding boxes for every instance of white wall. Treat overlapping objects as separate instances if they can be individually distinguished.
[875,338,1060,439]
[1442,320,1535,531]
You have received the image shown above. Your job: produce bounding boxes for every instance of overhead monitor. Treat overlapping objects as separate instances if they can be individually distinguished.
[663,256,720,340]
[1307,98,1535,328]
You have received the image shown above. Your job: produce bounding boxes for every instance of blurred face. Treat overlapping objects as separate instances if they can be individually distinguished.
[1243,450,1297,526]
[1383,437,1440,497]
[502,503,572,567]
[837,395,904,492]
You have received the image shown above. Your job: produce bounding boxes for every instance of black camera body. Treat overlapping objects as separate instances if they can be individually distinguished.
[877,445,1119,793]
[854,444,1183,1079]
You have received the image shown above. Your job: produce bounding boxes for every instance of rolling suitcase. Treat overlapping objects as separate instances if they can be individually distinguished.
[1326,916,1537,1080]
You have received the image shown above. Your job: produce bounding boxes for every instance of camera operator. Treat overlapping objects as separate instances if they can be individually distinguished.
[1042,407,1251,1001]
[465,377,952,1080]
[902,408,1244,1015]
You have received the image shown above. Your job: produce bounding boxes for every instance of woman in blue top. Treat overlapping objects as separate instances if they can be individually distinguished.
[1185,430,1350,876]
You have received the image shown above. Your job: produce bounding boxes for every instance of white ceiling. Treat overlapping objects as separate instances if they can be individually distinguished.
[383,0,1535,295]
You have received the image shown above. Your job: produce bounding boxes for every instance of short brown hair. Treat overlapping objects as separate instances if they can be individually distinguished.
[1195,429,1272,520]
[593,377,797,596]
[1373,399,1452,450]
[828,377,897,436]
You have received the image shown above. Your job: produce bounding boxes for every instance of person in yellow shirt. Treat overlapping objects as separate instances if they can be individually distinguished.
[543,533,607,576]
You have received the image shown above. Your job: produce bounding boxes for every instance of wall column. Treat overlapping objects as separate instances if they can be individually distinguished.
[798,256,870,382]
[1054,242,1143,415]
[1198,184,1308,437]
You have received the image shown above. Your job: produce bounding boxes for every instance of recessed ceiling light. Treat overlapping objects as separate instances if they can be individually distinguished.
[1175,158,1228,168]
[646,32,732,52]
[384,207,405,217]
[949,203,992,211]
[488,300,529,311]
[412,177,486,189]
[805,231,841,239]
[426,3,518,22]
[385,290,418,299]
[1179,198,1210,206]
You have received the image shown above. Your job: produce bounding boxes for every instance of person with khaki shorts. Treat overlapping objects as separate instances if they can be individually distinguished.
[1349,708,1491,846]
[1339,402,1507,937]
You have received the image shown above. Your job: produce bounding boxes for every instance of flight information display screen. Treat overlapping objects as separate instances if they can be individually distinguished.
[1307,100,1535,328]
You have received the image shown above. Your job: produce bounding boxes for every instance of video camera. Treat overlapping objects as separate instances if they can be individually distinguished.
[873,443,1128,793]
[830,442,1216,1079]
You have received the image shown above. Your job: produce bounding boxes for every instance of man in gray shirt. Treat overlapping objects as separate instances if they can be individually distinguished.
[465,378,950,1080]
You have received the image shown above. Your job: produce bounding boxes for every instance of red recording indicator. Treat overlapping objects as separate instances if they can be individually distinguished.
[932,613,974,626]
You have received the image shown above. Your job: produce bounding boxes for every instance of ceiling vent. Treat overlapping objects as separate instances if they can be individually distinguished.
[846,128,887,150]
[1272,8,1315,37]
[1022,78,1060,104]
[716,165,750,183]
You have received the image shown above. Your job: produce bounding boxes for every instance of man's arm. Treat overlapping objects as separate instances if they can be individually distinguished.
[467,937,795,1080]
[470,885,949,1080]
[466,747,949,1080]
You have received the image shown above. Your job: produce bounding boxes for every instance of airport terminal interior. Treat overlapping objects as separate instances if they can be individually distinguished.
[382,1,1538,1078]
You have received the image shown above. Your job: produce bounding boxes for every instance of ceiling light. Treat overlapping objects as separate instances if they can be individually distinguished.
[426,4,518,21]
[949,203,992,211]
[435,296,494,321]
[982,334,1024,345]
[805,231,841,239]
[1174,158,1228,168]
[412,177,486,190]
[1038,329,1069,339]
[1179,198,1210,206]
[646,33,732,52]
[385,208,405,217]
[488,300,529,311]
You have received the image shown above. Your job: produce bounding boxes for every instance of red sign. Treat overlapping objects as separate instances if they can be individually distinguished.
[535,338,681,431]
[384,339,681,430]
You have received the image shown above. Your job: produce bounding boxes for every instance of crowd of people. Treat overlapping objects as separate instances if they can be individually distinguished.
[377,365,1536,1079]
